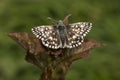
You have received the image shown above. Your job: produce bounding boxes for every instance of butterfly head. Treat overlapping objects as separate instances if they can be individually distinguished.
[56,20,66,30]
[57,20,65,26]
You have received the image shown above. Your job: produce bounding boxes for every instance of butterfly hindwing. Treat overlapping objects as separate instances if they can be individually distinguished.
[32,26,61,49]
[66,22,92,48]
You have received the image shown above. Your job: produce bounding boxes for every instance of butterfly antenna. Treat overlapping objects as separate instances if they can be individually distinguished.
[47,17,57,24]
[63,14,72,25]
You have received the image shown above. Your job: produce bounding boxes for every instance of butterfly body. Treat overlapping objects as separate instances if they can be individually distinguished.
[32,15,92,49]
[56,20,68,48]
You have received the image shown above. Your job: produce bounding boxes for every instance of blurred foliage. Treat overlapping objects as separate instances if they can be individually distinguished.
[0,0,120,80]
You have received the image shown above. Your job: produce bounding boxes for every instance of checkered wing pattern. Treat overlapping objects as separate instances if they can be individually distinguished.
[32,26,61,49]
[66,22,92,48]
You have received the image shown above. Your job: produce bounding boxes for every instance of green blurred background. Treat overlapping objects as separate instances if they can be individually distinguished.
[0,0,120,80]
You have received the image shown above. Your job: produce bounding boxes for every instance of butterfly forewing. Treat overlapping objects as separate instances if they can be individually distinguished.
[32,26,61,49]
[66,22,92,48]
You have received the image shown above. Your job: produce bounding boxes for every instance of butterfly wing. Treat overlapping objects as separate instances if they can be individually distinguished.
[66,22,92,48]
[31,26,61,49]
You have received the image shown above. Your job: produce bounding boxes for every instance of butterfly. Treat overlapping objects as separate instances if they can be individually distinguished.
[32,15,92,49]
